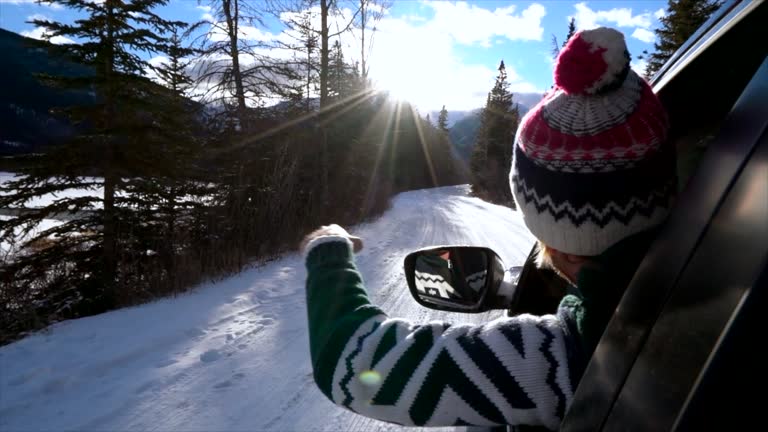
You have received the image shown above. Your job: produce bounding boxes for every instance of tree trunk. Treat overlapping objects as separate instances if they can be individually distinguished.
[306,45,312,112]
[321,129,329,209]
[103,168,117,301]
[222,0,247,124]
[320,0,329,108]
[360,0,366,80]
[102,0,118,306]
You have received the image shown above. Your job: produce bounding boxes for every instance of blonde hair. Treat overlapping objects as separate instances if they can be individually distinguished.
[535,241,555,269]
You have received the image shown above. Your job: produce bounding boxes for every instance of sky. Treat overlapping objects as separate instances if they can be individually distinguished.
[0,0,669,111]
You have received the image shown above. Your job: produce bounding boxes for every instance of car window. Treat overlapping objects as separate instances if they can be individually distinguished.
[653,1,768,191]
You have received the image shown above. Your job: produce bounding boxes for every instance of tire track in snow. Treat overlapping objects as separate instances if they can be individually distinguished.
[0,185,535,432]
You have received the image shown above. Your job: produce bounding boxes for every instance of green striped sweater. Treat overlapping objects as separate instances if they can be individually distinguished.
[304,236,587,430]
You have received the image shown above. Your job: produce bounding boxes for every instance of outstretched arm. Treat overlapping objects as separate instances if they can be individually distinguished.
[304,235,580,429]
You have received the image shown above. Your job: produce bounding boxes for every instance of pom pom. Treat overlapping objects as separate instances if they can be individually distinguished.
[554,27,630,95]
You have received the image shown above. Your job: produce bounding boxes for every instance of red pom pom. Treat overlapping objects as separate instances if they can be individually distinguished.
[554,35,608,95]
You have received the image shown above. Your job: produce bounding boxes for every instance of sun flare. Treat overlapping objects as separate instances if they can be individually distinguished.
[372,69,440,110]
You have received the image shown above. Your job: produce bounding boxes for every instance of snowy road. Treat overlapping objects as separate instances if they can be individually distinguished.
[0,185,535,432]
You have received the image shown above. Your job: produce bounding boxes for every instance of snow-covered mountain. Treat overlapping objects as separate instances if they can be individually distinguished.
[0,185,534,432]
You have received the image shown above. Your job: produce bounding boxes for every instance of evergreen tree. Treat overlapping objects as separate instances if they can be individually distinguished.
[564,17,577,46]
[295,10,319,112]
[1,0,188,318]
[328,40,360,102]
[470,60,519,207]
[551,17,578,59]
[644,0,721,77]
[154,29,195,95]
[138,28,209,286]
[437,105,449,133]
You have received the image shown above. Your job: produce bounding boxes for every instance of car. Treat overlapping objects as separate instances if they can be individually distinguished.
[405,0,768,430]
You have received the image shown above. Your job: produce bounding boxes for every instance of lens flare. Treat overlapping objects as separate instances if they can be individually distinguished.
[359,370,381,386]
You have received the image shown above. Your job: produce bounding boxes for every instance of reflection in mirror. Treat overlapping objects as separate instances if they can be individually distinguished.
[413,248,489,310]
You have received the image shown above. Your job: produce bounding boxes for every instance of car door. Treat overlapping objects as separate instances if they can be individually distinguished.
[561,1,768,430]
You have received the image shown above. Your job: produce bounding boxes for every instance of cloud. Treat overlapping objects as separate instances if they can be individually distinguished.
[654,8,666,19]
[26,13,51,23]
[206,20,280,44]
[148,56,169,68]
[0,0,62,9]
[21,26,74,44]
[631,28,655,43]
[573,2,653,30]
[366,10,541,110]
[403,14,427,22]
[193,2,543,111]
[425,2,546,46]
[631,58,648,77]
[196,4,214,21]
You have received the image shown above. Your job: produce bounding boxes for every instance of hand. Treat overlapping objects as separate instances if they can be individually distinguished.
[300,224,364,255]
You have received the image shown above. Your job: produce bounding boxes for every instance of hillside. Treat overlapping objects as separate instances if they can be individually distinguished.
[447,91,542,162]
[0,28,96,156]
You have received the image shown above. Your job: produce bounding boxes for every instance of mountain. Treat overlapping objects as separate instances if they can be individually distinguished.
[447,92,542,162]
[512,92,546,110]
[448,109,483,161]
[0,28,95,156]
[425,109,474,128]
[0,29,204,158]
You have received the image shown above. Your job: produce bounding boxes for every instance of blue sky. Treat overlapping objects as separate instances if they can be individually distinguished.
[0,0,669,111]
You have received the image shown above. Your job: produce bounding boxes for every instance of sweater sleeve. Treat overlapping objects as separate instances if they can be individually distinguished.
[305,240,577,430]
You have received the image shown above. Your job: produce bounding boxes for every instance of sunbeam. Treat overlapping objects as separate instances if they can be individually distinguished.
[408,104,439,188]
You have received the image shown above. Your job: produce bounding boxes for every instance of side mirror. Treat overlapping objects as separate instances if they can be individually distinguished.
[403,246,520,313]
[404,244,571,315]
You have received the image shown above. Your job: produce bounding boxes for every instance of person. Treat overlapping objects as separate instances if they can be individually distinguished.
[300,27,675,429]
[413,249,488,305]
[414,250,459,301]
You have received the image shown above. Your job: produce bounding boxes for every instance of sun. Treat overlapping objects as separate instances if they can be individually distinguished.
[367,36,449,112]
[372,69,436,110]
[366,22,483,113]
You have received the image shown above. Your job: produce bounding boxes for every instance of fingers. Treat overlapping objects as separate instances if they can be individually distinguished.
[350,236,363,253]
[300,225,364,254]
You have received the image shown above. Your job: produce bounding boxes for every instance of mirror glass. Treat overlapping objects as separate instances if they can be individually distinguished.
[412,248,489,310]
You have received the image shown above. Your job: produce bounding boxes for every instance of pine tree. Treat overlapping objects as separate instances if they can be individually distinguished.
[564,17,577,46]
[154,29,195,95]
[437,105,449,133]
[0,0,188,318]
[296,10,319,112]
[139,28,208,285]
[551,17,578,59]
[328,40,360,102]
[644,0,721,77]
[470,60,519,207]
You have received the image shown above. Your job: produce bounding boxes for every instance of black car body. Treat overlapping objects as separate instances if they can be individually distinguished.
[560,0,768,430]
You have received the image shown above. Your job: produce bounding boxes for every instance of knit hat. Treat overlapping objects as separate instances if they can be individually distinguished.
[509,27,675,256]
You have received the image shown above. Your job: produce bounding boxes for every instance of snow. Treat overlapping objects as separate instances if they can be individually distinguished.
[0,172,214,210]
[0,215,65,257]
[0,185,535,431]
[0,171,103,208]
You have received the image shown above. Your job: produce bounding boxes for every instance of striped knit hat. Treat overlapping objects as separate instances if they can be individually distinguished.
[510,27,676,256]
